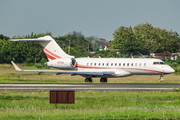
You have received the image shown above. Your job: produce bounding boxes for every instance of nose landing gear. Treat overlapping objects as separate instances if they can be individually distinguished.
[159,75,164,82]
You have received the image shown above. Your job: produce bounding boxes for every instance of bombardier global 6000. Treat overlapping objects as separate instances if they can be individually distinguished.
[10,36,175,82]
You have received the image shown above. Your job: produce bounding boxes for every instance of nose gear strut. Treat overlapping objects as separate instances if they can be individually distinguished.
[159,75,164,82]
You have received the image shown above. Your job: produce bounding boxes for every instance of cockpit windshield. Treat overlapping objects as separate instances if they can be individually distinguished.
[153,62,166,65]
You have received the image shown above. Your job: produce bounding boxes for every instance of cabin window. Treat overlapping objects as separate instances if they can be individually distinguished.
[139,63,141,66]
[90,63,92,66]
[87,63,89,66]
[119,63,121,66]
[94,63,96,66]
[106,63,109,66]
[127,63,129,66]
[99,63,101,66]
[111,63,113,66]
[102,63,104,66]
[115,63,117,66]
[135,63,137,66]
[131,63,133,66]
[123,63,125,66]
[144,63,146,66]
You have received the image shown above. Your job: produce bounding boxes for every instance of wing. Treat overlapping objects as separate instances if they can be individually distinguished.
[11,61,115,76]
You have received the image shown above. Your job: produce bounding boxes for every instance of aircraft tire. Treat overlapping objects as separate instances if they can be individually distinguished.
[85,78,89,82]
[100,78,107,83]
[100,78,103,83]
[104,78,107,83]
[85,78,92,82]
[89,78,92,83]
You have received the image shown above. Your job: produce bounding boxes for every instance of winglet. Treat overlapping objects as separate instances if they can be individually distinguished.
[11,61,22,71]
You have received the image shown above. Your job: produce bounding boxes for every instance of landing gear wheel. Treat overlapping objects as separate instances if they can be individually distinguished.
[104,78,107,83]
[100,78,107,83]
[85,78,92,83]
[89,78,92,83]
[100,78,103,82]
[85,78,89,82]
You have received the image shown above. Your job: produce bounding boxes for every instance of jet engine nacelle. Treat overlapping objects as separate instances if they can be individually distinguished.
[45,58,76,69]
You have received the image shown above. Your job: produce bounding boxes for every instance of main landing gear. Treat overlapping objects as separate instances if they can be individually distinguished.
[84,77,108,83]
[159,75,164,82]
[100,78,107,83]
[85,77,92,83]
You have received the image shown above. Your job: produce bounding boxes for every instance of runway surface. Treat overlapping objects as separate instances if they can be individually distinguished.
[0,83,180,91]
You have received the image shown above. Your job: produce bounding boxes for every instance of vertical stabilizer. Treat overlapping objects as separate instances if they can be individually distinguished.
[38,36,73,61]
[9,35,73,61]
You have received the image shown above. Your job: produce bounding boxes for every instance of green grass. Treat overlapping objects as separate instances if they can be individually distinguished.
[0,64,180,119]
[0,67,180,83]
[0,90,180,119]
[0,63,180,83]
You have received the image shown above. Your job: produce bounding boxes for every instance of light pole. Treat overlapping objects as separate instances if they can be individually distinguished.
[68,40,70,55]
[88,43,89,53]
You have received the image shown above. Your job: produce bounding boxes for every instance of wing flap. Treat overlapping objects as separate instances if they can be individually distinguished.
[23,70,104,75]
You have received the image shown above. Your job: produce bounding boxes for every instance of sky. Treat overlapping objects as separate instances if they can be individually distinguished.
[0,0,180,40]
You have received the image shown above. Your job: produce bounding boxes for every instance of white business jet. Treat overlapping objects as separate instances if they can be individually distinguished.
[10,36,175,82]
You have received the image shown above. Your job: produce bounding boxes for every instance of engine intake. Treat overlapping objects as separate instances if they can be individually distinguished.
[70,58,76,67]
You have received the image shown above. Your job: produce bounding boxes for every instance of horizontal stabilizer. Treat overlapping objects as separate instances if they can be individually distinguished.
[9,39,51,42]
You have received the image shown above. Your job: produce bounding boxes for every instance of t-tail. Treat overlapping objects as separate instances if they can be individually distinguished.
[9,36,73,61]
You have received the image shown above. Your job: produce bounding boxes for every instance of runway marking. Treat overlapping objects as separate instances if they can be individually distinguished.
[0,88,177,90]
[0,84,93,87]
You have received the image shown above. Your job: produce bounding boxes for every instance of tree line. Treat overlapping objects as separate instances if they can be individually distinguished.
[0,31,107,63]
[110,22,180,55]
[0,22,180,64]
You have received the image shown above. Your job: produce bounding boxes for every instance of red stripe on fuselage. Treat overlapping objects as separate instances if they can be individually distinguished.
[41,45,61,59]
[121,68,165,74]
[76,64,105,69]
[76,64,166,74]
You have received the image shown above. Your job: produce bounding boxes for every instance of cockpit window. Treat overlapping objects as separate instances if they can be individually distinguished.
[153,62,166,65]
[160,62,166,65]
[153,62,159,65]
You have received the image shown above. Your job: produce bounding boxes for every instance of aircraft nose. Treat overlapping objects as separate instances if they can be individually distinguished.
[170,68,175,73]
[165,67,175,74]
